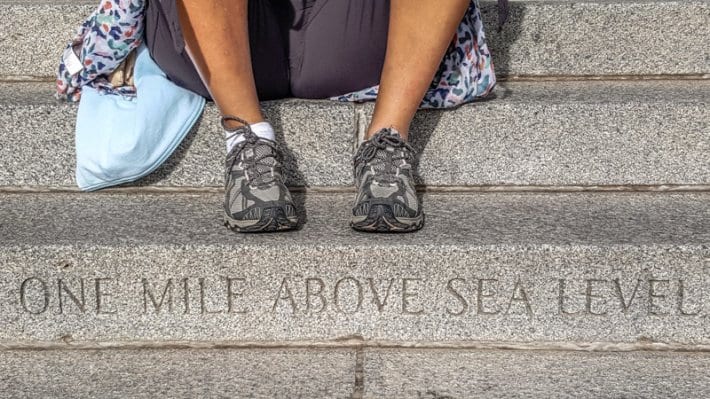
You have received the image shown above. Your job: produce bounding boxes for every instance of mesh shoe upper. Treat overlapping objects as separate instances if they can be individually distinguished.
[352,128,421,219]
[224,122,295,222]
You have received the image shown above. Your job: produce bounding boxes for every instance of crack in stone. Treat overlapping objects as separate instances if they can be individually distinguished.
[2,340,710,353]
[352,346,365,399]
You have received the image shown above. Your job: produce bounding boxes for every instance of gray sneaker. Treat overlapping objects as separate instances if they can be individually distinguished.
[222,116,298,233]
[351,128,424,232]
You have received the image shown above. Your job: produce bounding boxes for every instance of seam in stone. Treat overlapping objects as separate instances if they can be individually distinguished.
[2,340,710,353]
[0,76,55,83]
[352,345,365,399]
[1,185,710,195]
[499,74,710,82]
[2,74,708,84]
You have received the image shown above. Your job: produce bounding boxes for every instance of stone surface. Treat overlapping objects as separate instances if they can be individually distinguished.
[1,0,708,78]
[364,349,710,398]
[0,348,357,398]
[0,83,356,187]
[0,0,95,79]
[1,192,708,344]
[1,80,709,188]
[370,80,710,186]
[483,0,710,76]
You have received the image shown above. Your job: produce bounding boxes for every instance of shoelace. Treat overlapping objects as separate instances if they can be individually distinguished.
[222,115,281,186]
[356,129,415,164]
[355,129,415,183]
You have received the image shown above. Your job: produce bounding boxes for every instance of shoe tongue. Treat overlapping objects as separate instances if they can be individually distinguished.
[371,146,398,174]
[246,142,278,184]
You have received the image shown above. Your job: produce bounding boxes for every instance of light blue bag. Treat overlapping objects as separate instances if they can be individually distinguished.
[75,45,205,191]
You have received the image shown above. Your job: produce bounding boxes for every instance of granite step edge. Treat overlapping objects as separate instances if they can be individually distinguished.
[1,80,709,188]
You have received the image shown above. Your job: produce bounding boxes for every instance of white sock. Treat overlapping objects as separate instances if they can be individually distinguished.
[225,121,276,153]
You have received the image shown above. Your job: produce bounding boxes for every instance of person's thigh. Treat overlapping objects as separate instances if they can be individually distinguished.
[144,0,291,101]
[289,0,390,99]
[145,0,210,98]
[247,0,292,100]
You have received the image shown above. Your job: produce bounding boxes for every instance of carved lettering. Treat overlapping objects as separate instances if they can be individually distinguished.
[13,274,704,320]
[58,279,86,314]
[649,279,670,316]
[477,278,500,315]
[306,278,327,313]
[585,279,607,316]
[20,277,49,315]
[558,279,580,316]
[95,278,116,314]
[272,278,298,313]
[199,278,223,314]
[143,278,174,314]
[678,280,701,316]
[614,278,641,313]
[227,277,247,314]
[182,278,191,315]
[334,277,363,314]
[402,278,424,315]
[505,279,533,316]
[446,278,468,316]
[368,278,395,312]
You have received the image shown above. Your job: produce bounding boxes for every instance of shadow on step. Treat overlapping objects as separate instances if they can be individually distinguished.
[480,0,524,83]
[407,0,524,191]
[123,1,525,226]
[130,109,310,227]
[268,103,309,227]
[135,116,204,187]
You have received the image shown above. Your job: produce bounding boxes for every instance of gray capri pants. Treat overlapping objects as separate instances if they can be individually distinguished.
[145,0,390,100]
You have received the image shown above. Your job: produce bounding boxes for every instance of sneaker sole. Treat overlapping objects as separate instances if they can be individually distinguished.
[351,203,424,233]
[224,206,299,233]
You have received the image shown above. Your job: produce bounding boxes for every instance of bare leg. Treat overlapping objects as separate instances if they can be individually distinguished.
[177,0,263,129]
[367,0,470,139]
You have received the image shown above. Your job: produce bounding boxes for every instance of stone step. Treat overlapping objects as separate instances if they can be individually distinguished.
[1,191,708,345]
[0,348,357,398]
[364,349,710,398]
[0,348,708,398]
[1,80,708,189]
[1,0,708,78]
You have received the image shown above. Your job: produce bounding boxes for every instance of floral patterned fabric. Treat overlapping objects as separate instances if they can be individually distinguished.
[56,0,144,102]
[57,0,498,108]
[333,0,497,109]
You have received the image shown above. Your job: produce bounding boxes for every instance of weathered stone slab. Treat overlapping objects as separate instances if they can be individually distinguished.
[370,80,710,186]
[0,83,356,187]
[364,349,710,398]
[1,80,708,188]
[1,192,708,344]
[483,0,710,76]
[0,348,357,398]
[0,0,95,79]
[1,0,708,78]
